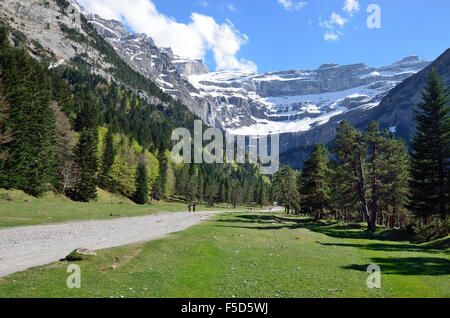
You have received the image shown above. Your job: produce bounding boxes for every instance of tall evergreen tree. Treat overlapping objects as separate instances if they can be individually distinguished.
[0,94,11,161]
[197,171,204,204]
[409,69,450,222]
[365,121,390,231]
[230,179,242,209]
[0,48,57,196]
[151,148,168,202]
[257,177,268,208]
[71,129,98,202]
[273,166,299,214]
[333,121,372,231]
[382,136,411,228]
[99,128,116,190]
[71,94,99,201]
[299,144,331,220]
[102,129,115,175]
[133,159,149,204]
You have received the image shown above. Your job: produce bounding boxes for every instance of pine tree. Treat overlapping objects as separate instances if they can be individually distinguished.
[225,178,232,208]
[133,159,149,204]
[71,129,98,202]
[204,177,218,206]
[382,136,411,228]
[151,148,168,202]
[218,181,226,204]
[0,94,11,161]
[257,177,268,208]
[410,69,450,222]
[197,172,204,204]
[99,128,116,190]
[230,179,242,209]
[71,94,99,202]
[0,49,57,196]
[365,121,390,231]
[273,166,299,214]
[333,121,372,231]
[102,129,115,175]
[0,27,8,49]
[299,144,331,220]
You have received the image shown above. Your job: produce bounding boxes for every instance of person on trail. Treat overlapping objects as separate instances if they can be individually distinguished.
[188,204,192,213]
[193,203,197,213]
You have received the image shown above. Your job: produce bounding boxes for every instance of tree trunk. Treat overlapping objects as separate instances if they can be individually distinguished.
[355,161,371,231]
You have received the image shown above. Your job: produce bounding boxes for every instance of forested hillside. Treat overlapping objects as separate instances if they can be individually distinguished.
[0,22,268,207]
[273,70,449,240]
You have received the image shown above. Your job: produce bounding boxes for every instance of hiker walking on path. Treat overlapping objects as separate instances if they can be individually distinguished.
[193,203,197,213]
[188,204,192,213]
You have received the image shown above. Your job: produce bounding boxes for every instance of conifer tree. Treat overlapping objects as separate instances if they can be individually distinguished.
[410,69,450,222]
[365,121,389,231]
[0,95,11,161]
[231,179,242,209]
[333,121,372,231]
[197,172,204,204]
[99,128,116,190]
[257,177,268,208]
[382,136,410,228]
[102,129,115,175]
[273,166,299,214]
[72,129,98,202]
[0,49,57,196]
[71,94,99,201]
[151,148,168,202]
[133,159,149,204]
[299,144,331,220]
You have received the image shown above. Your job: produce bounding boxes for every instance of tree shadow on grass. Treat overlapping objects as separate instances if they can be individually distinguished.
[215,214,396,241]
[215,214,449,254]
[317,242,449,255]
[343,257,450,276]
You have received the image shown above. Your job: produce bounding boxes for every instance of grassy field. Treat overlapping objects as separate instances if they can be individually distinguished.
[0,213,448,298]
[0,188,245,228]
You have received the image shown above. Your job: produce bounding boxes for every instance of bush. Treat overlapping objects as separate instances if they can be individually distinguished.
[413,218,449,242]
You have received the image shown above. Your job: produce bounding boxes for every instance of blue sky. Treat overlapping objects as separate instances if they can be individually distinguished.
[80,0,450,73]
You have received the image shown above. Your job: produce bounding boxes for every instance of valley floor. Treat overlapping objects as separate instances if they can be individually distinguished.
[0,213,448,298]
[0,188,243,228]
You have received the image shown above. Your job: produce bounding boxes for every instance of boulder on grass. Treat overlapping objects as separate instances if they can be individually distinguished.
[65,248,97,261]
[1,193,13,201]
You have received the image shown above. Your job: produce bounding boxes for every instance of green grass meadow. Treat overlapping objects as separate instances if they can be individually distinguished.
[0,213,448,298]
[0,188,243,228]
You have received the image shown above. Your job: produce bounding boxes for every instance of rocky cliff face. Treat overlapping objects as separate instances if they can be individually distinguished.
[279,49,449,169]
[85,13,210,116]
[79,5,432,151]
[187,57,429,137]
[4,0,439,165]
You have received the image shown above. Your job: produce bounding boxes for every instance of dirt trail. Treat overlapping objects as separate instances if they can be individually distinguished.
[0,208,280,278]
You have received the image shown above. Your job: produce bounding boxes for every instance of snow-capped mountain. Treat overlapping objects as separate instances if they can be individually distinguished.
[85,13,211,116]
[187,57,430,136]
[1,0,442,165]
[85,12,430,142]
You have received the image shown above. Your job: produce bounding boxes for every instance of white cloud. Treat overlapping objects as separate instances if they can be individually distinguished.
[223,2,236,12]
[78,0,256,73]
[329,12,347,27]
[319,12,347,41]
[278,0,307,12]
[343,0,360,15]
[196,0,209,9]
[324,31,342,41]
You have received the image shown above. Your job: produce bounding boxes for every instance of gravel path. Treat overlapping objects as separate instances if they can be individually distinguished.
[0,208,280,278]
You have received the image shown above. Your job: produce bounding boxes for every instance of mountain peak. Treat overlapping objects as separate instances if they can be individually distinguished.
[318,63,339,70]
